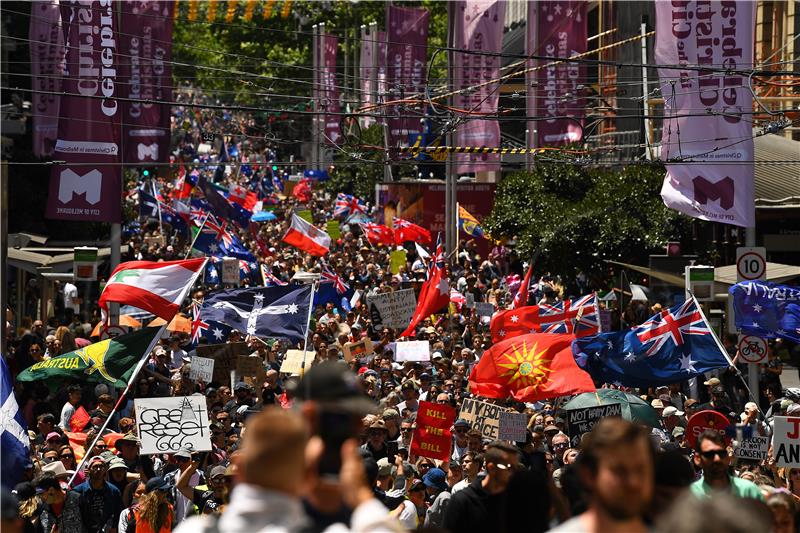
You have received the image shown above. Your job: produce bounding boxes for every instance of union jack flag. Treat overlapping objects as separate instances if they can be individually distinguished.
[202,216,234,248]
[334,193,367,218]
[260,264,287,287]
[539,293,599,336]
[190,303,209,345]
[321,264,350,294]
[430,233,445,273]
[633,299,711,357]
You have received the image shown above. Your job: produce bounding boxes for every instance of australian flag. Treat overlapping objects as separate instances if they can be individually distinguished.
[730,280,800,343]
[1,357,30,488]
[138,189,188,235]
[192,217,256,262]
[202,285,312,341]
[572,299,729,387]
[190,305,232,346]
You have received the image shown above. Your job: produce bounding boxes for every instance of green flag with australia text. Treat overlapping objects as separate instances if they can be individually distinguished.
[17,328,160,388]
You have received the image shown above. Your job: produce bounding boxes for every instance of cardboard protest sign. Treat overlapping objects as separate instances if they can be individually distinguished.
[134,396,212,455]
[236,355,263,376]
[734,436,769,461]
[411,401,455,461]
[144,235,166,248]
[566,404,622,447]
[458,398,511,441]
[475,302,495,317]
[342,338,373,362]
[195,342,248,384]
[686,410,731,449]
[189,356,214,383]
[499,411,528,442]
[395,340,430,362]
[280,349,316,375]
[367,289,417,330]
[390,249,407,275]
[773,416,800,468]
[222,258,240,285]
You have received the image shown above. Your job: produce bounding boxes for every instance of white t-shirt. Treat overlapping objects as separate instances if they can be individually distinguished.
[170,348,188,370]
[63,282,80,313]
[396,499,419,530]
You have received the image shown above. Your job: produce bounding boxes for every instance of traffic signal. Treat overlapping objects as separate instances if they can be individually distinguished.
[142,169,150,177]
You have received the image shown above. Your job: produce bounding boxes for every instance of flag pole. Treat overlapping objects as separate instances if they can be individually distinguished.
[688,291,763,414]
[300,280,317,379]
[67,259,208,486]
[152,179,163,236]
[184,212,211,260]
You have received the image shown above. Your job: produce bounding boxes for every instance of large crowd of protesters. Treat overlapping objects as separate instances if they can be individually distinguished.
[3,103,800,533]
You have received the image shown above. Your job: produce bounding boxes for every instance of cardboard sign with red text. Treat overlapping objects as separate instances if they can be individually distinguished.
[411,401,455,462]
[686,410,731,449]
[773,416,800,468]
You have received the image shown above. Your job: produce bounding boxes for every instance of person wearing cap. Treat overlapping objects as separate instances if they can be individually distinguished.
[451,419,471,463]
[177,463,230,516]
[163,448,201,525]
[116,433,141,471]
[144,347,174,397]
[390,479,426,530]
[224,382,254,417]
[42,460,72,490]
[122,476,174,533]
[361,419,394,463]
[422,467,451,528]
[662,406,685,433]
[395,380,420,415]
[698,385,737,421]
[72,455,123,533]
[107,457,129,494]
[381,409,402,443]
[35,473,85,533]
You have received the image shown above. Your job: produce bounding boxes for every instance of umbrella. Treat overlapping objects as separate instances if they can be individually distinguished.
[251,210,277,222]
[148,314,191,334]
[90,315,142,337]
[629,283,651,302]
[563,389,661,428]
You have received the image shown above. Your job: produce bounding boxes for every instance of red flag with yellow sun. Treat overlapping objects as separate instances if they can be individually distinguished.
[469,333,595,402]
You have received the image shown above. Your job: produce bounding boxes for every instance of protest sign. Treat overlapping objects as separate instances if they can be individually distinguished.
[566,404,622,447]
[499,411,528,442]
[458,398,510,441]
[465,293,475,309]
[236,355,263,376]
[195,342,248,384]
[395,341,430,362]
[280,350,316,375]
[189,356,214,383]
[390,249,407,275]
[144,235,166,249]
[475,302,495,317]
[367,289,417,330]
[773,416,800,468]
[734,436,769,461]
[222,258,240,285]
[134,396,212,455]
[411,401,455,461]
[686,410,731,449]
[326,220,341,240]
[298,210,313,224]
[342,338,373,362]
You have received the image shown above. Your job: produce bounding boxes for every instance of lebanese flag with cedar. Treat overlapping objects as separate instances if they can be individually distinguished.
[361,222,395,246]
[99,258,206,321]
[282,213,331,256]
[400,239,449,337]
[469,333,595,402]
[393,217,432,245]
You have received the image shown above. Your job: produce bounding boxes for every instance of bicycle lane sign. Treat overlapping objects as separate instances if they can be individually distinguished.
[737,335,768,364]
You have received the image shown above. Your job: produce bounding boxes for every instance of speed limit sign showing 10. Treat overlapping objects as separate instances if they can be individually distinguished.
[736,247,766,281]
[738,335,768,364]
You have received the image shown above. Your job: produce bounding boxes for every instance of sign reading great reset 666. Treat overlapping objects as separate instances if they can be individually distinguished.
[46,0,121,222]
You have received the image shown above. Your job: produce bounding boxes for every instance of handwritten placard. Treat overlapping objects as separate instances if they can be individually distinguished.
[134,396,212,455]
[458,398,510,441]
[343,338,373,362]
[195,342,248,384]
[367,289,417,330]
[395,341,430,362]
[734,436,769,461]
[499,411,528,442]
[280,349,317,375]
[189,356,214,383]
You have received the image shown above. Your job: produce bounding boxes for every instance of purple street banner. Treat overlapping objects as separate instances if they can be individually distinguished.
[120,0,174,165]
[359,30,374,128]
[656,1,755,227]
[29,0,65,158]
[386,5,430,149]
[453,0,506,173]
[535,0,587,146]
[46,0,122,222]
[321,34,341,145]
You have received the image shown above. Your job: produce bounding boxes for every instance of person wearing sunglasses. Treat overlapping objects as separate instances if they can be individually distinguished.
[451,419,470,463]
[690,429,764,501]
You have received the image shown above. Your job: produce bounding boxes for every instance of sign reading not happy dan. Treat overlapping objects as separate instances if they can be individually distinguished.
[411,401,455,462]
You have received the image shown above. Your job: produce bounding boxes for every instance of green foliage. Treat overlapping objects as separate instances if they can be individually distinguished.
[485,161,692,274]
[324,124,385,199]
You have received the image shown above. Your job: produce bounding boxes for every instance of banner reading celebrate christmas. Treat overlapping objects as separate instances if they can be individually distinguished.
[29,0,64,158]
